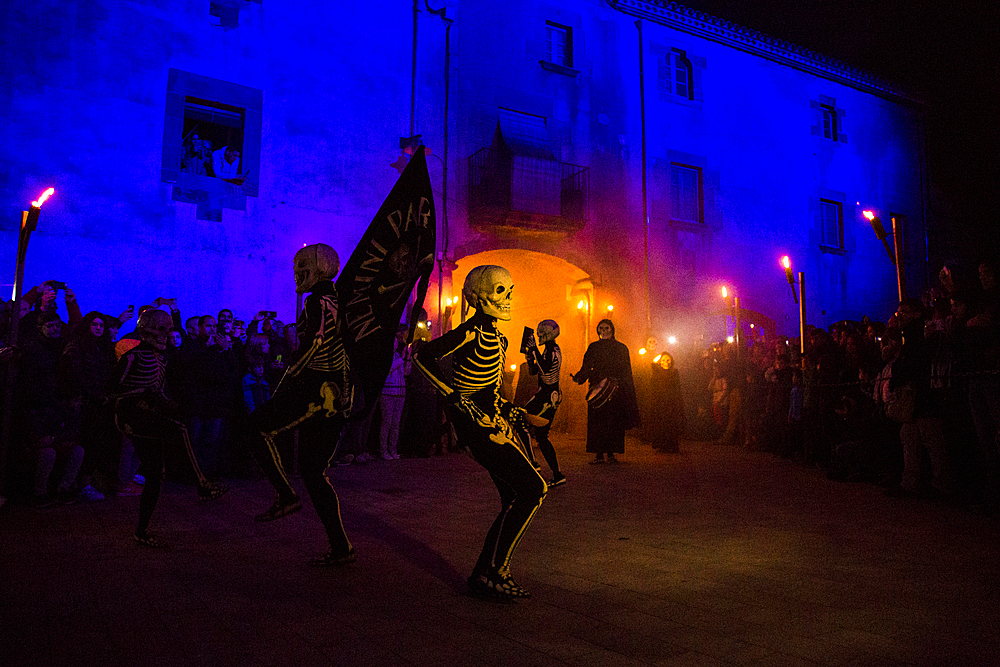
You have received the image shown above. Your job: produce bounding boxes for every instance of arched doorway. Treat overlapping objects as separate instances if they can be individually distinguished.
[451,249,591,438]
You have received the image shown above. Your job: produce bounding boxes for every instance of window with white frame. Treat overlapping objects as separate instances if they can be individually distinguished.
[670,163,702,224]
[545,22,572,68]
[658,50,693,101]
[672,52,691,99]
[820,199,843,249]
[820,104,838,141]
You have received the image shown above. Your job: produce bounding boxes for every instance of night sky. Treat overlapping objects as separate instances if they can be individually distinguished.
[682,0,999,264]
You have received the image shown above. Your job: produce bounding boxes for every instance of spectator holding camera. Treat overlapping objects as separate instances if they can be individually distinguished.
[182,132,210,176]
[218,315,245,371]
[232,319,247,344]
[248,310,287,385]
[20,281,82,338]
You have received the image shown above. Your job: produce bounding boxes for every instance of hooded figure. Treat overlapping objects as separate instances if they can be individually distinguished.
[572,319,640,463]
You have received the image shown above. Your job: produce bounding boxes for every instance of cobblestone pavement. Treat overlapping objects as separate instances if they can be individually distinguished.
[2,437,998,666]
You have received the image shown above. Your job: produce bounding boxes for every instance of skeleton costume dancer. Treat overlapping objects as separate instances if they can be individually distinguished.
[413,265,547,599]
[522,320,565,486]
[112,310,228,548]
[248,243,357,566]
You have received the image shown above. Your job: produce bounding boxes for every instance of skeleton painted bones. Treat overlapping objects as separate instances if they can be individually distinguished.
[111,309,228,547]
[414,265,547,600]
[248,242,357,566]
[520,318,566,485]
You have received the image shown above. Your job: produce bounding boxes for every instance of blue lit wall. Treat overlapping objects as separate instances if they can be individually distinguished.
[1,0,924,343]
[1,1,413,322]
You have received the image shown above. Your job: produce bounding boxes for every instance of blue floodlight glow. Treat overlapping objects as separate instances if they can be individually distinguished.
[0,0,918,335]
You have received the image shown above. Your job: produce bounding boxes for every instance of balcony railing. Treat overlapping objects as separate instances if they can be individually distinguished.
[468,147,588,232]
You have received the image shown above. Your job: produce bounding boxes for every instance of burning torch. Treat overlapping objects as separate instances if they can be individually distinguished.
[14,187,54,313]
[864,209,906,301]
[779,255,807,354]
[721,285,741,355]
[863,210,895,265]
[3,187,55,497]
[781,256,798,304]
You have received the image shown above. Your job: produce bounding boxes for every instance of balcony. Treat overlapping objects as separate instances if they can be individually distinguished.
[467,147,588,233]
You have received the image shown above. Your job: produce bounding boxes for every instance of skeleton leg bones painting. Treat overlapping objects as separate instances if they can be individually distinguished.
[413,265,548,600]
[249,147,436,566]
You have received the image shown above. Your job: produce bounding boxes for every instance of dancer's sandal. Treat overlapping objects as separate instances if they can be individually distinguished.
[198,482,230,501]
[133,532,168,548]
[308,547,356,567]
[467,569,531,600]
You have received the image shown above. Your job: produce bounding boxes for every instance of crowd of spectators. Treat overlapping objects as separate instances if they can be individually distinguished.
[666,259,1000,514]
[0,283,444,509]
[6,258,999,516]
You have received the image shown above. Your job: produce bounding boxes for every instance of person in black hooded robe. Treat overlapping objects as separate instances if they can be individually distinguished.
[648,351,685,453]
[572,319,640,463]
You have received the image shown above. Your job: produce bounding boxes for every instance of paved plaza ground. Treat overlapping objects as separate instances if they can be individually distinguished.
[2,437,998,666]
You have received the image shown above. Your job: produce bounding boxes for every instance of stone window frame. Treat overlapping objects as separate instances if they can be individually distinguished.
[666,50,694,100]
[820,104,838,141]
[650,152,718,233]
[811,95,848,144]
[209,0,261,29]
[161,69,262,197]
[545,21,572,68]
[670,162,703,225]
[650,41,704,105]
[540,19,580,77]
[819,197,847,255]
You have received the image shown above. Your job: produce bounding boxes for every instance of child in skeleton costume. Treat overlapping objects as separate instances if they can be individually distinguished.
[248,243,357,566]
[413,265,547,599]
[522,320,566,486]
[112,310,228,548]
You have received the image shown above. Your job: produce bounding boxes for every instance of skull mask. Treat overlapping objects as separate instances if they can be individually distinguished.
[463,265,513,321]
[294,243,340,294]
[536,319,560,343]
[138,310,172,351]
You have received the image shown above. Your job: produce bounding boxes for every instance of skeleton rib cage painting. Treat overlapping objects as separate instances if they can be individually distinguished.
[413,265,548,600]
[111,309,228,548]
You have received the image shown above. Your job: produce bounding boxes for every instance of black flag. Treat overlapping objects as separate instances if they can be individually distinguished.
[337,146,436,417]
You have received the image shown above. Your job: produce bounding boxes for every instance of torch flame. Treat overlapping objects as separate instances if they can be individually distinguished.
[653,354,662,363]
[721,286,728,298]
[31,187,55,208]
[863,210,875,221]
[638,348,647,355]
[781,256,791,270]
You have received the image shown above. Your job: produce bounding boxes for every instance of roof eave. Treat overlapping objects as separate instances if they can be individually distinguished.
[609,0,925,107]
